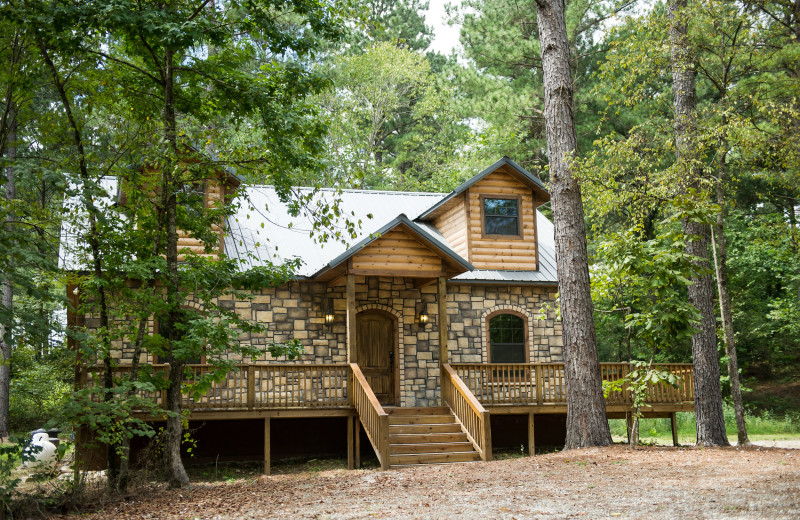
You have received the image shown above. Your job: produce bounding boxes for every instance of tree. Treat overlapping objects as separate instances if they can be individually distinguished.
[534,0,611,448]
[667,0,728,446]
[17,0,347,489]
[313,42,465,190]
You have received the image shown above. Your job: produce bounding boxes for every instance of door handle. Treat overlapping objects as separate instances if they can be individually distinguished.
[389,351,394,367]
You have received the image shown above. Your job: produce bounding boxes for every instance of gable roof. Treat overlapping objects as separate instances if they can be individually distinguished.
[416,156,550,222]
[310,214,474,280]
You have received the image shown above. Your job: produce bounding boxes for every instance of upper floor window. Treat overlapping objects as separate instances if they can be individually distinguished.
[483,198,519,236]
[489,313,526,363]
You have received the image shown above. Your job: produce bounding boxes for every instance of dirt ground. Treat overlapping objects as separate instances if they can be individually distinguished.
[50,445,800,520]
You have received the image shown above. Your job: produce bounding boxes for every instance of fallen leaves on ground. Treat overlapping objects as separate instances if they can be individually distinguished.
[51,445,800,519]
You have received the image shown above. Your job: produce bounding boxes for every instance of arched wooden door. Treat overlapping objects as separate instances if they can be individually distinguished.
[356,310,398,406]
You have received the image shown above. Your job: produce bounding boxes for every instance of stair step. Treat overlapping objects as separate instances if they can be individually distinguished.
[389,452,482,466]
[389,442,475,454]
[388,414,456,425]
[388,423,463,435]
[389,432,470,444]
[387,407,450,415]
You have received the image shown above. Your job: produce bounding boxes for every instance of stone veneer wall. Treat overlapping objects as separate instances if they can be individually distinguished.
[97,278,561,407]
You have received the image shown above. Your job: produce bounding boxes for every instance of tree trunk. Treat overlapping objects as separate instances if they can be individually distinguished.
[0,104,16,440]
[39,38,121,480]
[534,0,611,449]
[161,47,190,489]
[710,150,748,444]
[667,0,729,446]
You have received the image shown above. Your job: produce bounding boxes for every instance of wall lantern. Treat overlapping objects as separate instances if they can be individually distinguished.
[418,308,429,328]
[323,299,335,327]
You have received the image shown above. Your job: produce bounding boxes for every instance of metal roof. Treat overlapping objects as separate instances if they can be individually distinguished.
[59,177,122,271]
[61,177,560,285]
[224,186,447,276]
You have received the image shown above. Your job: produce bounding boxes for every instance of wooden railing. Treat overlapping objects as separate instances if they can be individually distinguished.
[452,363,694,406]
[349,363,390,470]
[81,363,350,410]
[441,363,492,461]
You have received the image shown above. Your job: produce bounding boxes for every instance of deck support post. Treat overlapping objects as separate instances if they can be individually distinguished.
[626,412,633,443]
[670,412,679,446]
[264,417,271,475]
[355,417,361,469]
[528,412,535,456]
[346,273,357,364]
[347,415,354,470]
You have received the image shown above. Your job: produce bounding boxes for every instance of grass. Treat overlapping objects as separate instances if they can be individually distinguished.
[609,402,800,445]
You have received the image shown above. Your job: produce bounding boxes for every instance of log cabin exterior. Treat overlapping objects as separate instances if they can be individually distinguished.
[64,157,694,471]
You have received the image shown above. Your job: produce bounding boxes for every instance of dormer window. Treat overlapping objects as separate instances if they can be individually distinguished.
[483,197,520,236]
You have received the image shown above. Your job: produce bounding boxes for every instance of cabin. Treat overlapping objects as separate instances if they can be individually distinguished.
[64,157,694,471]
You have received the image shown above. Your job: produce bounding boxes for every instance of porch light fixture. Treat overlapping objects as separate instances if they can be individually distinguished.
[418,309,429,327]
[323,299,335,327]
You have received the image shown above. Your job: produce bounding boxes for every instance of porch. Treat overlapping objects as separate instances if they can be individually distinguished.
[83,361,694,471]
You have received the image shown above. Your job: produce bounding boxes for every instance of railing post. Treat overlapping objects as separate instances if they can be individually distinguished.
[535,364,543,405]
[247,364,256,409]
[481,410,492,461]
[380,414,390,470]
[347,366,354,407]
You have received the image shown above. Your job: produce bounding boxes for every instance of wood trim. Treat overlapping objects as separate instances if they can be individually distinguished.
[347,268,447,278]
[479,194,524,240]
[438,277,448,366]
[464,188,472,261]
[532,191,540,271]
[346,273,356,364]
[484,309,530,363]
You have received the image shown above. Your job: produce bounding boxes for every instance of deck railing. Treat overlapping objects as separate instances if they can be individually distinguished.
[452,363,694,406]
[81,363,350,410]
[349,363,390,470]
[441,363,492,461]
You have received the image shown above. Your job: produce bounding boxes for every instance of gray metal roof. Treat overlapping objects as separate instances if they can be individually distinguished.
[225,186,447,276]
[61,179,559,285]
[59,177,122,271]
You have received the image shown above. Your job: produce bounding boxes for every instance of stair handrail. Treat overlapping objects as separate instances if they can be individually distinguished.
[442,363,492,461]
[349,363,390,470]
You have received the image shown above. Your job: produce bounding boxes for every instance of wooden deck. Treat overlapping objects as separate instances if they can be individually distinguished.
[81,361,694,470]
[82,361,694,416]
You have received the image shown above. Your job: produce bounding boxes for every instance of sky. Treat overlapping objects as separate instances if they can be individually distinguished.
[425,0,463,55]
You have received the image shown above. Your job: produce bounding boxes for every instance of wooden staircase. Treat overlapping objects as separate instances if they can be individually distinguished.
[387,407,482,468]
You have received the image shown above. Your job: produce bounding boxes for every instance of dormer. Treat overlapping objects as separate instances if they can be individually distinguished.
[417,157,549,271]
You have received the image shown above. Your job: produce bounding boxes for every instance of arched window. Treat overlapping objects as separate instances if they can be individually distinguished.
[489,313,526,363]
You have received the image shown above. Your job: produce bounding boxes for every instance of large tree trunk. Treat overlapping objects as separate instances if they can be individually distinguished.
[161,48,190,489]
[0,105,16,441]
[534,0,611,449]
[668,0,729,446]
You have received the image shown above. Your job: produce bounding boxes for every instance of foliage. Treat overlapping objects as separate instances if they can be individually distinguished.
[603,361,680,448]
[312,41,466,190]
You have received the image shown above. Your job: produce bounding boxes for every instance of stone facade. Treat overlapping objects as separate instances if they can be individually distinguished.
[98,277,561,407]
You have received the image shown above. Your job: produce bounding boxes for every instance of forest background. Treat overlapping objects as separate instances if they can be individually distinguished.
[1,0,799,457]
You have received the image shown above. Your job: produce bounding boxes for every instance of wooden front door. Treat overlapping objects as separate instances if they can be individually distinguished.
[356,310,397,406]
